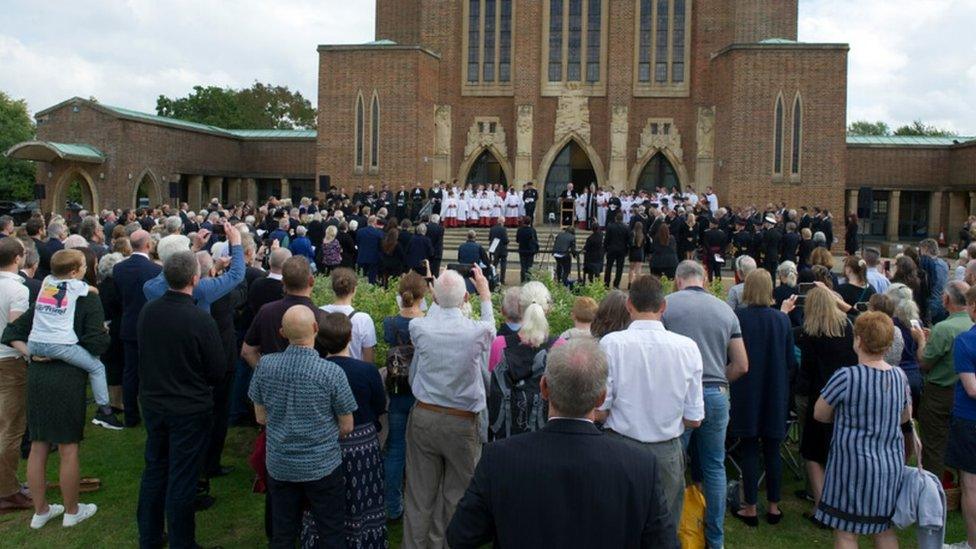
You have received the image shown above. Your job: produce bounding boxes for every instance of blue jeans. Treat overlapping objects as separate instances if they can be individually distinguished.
[28,341,109,406]
[137,408,212,549]
[384,393,414,518]
[683,386,730,549]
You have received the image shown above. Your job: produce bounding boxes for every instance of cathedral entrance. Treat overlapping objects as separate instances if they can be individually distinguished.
[543,140,597,224]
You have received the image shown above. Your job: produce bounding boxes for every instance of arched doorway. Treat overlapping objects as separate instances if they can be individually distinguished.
[636,152,679,193]
[543,141,597,223]
[465,149,507,188]
[135,174,155,208]
[54,168,97,214]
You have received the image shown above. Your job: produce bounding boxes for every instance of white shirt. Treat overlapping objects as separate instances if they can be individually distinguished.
[599,320,704,443]
[29,277,89,345]
[0,271,29,359]
[409,301,496,412]
[319,304,377,361]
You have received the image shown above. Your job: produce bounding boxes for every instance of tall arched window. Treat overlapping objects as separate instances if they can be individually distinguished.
[773,94,784,176]
[462,0,514,95]
[542,0,607,95]
[354,93,365,170]
[634,0,691,96]
[370,93,380,170]
[791,94,802,177]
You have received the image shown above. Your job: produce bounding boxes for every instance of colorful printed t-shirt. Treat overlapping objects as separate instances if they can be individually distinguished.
[29,277,89,344]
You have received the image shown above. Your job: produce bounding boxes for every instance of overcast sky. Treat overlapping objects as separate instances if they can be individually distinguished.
[1,0,974,134]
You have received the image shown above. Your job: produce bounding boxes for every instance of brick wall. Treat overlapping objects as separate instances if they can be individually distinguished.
[375,0,421,45]
[847,146,950,189]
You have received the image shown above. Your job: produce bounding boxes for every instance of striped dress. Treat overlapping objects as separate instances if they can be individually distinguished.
[815,364,910,535]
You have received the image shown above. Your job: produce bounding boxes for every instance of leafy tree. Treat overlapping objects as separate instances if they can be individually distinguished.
[0,91,36,201]
[156,82,316,129]
[893,120,957,137]
[847,120,891,136]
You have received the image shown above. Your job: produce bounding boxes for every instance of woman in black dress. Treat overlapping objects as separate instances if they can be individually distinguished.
[627,221,646,287]
[835,255,876,316]
[844,213,859,256]
[795,286,857,523]
[648,223,679,280]
[379,226,405,288]
[3,282,110,528]
[582,224,605,284]
[337,221,357,268]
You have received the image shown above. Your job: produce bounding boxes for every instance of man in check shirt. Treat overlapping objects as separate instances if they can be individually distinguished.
[596,274,704,532]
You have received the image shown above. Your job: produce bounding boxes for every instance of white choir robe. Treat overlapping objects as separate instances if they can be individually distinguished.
[479,195,492,221]
[444,198,459,224]
[459,196,471,223]
[596,192,609,227]
[621,197,633,224]
[504,193,522,219]
[575,193,589,223]
[491,194,504,219]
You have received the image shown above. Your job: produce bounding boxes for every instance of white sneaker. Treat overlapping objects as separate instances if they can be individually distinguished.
[944,541,974,549]
[62,503,97,527]
[30,503,64,529]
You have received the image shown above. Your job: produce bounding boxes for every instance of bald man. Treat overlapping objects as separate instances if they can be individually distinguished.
[249,305,356,546]
[113,228,163,427]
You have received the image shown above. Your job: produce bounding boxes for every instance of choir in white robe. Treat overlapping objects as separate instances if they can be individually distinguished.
[596,192,609,227]
[575,193,588,224]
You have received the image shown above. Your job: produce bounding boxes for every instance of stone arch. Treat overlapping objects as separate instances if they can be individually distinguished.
[456,145,514,189]
[628,146,689,193]
[536,133,607,192]
[132,168,163,208]
[52,166,98,214]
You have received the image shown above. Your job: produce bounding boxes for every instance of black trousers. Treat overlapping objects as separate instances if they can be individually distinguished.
[268,468,346,548]
[137,409,212,549]
[203,371,234,476]
[493,253,508,285]
[524,202,536,223]
[604,253,625,288]
[555,255,572,285]
[519,253,535,282]
[122,339,141,426]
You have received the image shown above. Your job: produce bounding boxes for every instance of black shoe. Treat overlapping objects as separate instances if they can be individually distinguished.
[766,511,783,525]
[206,466,235,478]
[92,411,124,431]
[110,406,125,415]
[194,494,216,512]
[803,512,829,530]
[733,510,759,527]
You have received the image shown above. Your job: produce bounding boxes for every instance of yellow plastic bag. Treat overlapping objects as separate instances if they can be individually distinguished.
[678,484,706,549]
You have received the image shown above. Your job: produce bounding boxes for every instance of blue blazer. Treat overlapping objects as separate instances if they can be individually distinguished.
[113,254,162,342]
[356,226,383,265]
[405,235,434,269]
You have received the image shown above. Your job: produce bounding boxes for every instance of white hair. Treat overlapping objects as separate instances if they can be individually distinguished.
[211,241,229,259]
[886,282,920,326]
[430,214,440,224]
[163,215,183,235]
[519,281,553,347]
[735,255,757,277]
[349,220,359,231]
[296,225,307,236]
[157,234,191,262]
[777,260,798,287]
[433,270,466,309]
[501,287,522,322]
[63,234,89,249]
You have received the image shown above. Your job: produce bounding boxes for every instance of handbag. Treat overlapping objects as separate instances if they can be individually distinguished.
[678,484,707,549]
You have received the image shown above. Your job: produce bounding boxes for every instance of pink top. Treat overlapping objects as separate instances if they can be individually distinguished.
[488,334,566,372]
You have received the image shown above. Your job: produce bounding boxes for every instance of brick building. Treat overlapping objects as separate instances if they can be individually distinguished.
[6,0,975,245]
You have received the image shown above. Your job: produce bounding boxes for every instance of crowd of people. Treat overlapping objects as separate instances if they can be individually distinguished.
[0,187,973,549]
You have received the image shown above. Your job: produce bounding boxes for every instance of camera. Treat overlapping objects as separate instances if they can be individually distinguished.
[211,223,225,238]
[854,302,869,313]
[447,263,474,278]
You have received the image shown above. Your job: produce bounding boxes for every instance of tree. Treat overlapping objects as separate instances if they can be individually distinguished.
[0,91,36,201]
[893,120,957,137]
[156,82,316,130]
[847,120,890,136]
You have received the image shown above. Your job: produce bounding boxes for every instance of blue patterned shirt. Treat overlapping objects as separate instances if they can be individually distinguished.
[249,345,357,482]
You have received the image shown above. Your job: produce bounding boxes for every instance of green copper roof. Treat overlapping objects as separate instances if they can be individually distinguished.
[37,97,316,140]
[846,135,975,147]
[5,140,105,163]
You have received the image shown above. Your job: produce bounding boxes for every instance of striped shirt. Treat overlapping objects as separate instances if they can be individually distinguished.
[249,345,357,482]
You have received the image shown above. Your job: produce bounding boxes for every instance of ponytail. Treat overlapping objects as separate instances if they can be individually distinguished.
[519,302,550,347]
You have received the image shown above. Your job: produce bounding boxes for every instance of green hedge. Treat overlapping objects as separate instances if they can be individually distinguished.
[311,271,728,367]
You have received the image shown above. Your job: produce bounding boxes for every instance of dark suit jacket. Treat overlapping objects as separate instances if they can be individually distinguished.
[355,226,384,265]
[113,254,162,342]
[447,419,678,549]
[19,271,41,303]
[604,221,631,256]
[426,222,444,259]
[488,225,509,257]
[515,226,538,254]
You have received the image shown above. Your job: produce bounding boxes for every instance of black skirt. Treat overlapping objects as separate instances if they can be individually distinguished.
[28,360,89,444]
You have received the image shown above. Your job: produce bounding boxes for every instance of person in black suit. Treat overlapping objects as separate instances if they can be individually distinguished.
[426,216,445,275]
[603,212,630,289]
[515,217,538,283]
[112,229,163,427]
[447,339,679,549]
[521,182,539,224]
[760,215,783,275]
[488,217,509,285]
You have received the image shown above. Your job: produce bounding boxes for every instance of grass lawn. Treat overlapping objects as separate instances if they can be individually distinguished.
[0,408,964,548]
